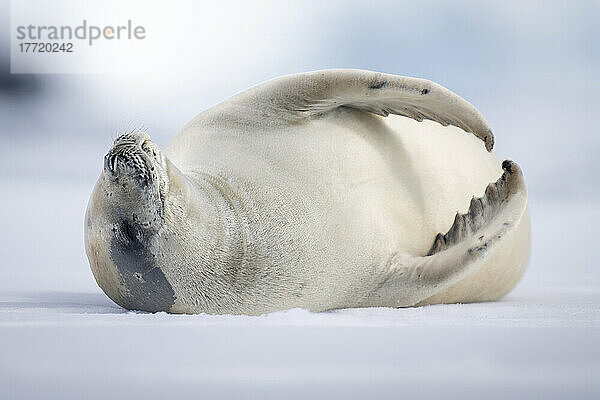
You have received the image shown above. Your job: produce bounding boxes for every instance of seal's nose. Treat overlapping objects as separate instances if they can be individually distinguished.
[103,132,158,184]
[103,151,125,175]
[104,132,152,173]
[104,152,116,174]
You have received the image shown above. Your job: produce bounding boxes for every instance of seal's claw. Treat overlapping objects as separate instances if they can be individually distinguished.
[428,159,525,256]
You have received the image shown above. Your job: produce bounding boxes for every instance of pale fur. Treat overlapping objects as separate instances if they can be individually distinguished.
[85,70,530,315]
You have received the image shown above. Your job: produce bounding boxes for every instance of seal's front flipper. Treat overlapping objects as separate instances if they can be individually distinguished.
[199,69,494,151]
[367,160,527,307]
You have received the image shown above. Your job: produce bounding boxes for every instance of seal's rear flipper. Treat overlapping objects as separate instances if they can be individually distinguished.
[368,160,527,307]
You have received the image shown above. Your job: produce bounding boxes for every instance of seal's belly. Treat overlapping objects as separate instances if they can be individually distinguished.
[222,111,505,253]
[168,111,529,304]
[171,111,502,255]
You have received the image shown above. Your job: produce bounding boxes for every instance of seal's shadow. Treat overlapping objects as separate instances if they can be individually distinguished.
[0,291,127,314]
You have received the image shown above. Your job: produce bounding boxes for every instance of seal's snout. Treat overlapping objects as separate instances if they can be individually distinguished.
[99,132,168,230]
[103,132,161,185]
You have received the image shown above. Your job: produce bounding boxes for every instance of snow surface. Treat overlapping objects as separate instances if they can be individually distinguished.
[0,177,599,399]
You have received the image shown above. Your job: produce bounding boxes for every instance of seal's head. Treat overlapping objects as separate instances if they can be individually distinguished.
[102,132,168,229]
[85,132,177,312]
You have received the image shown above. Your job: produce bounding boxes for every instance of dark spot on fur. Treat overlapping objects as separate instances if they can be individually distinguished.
[110,221,175,312]
[421,88,429,95]
[369,81,386,90]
